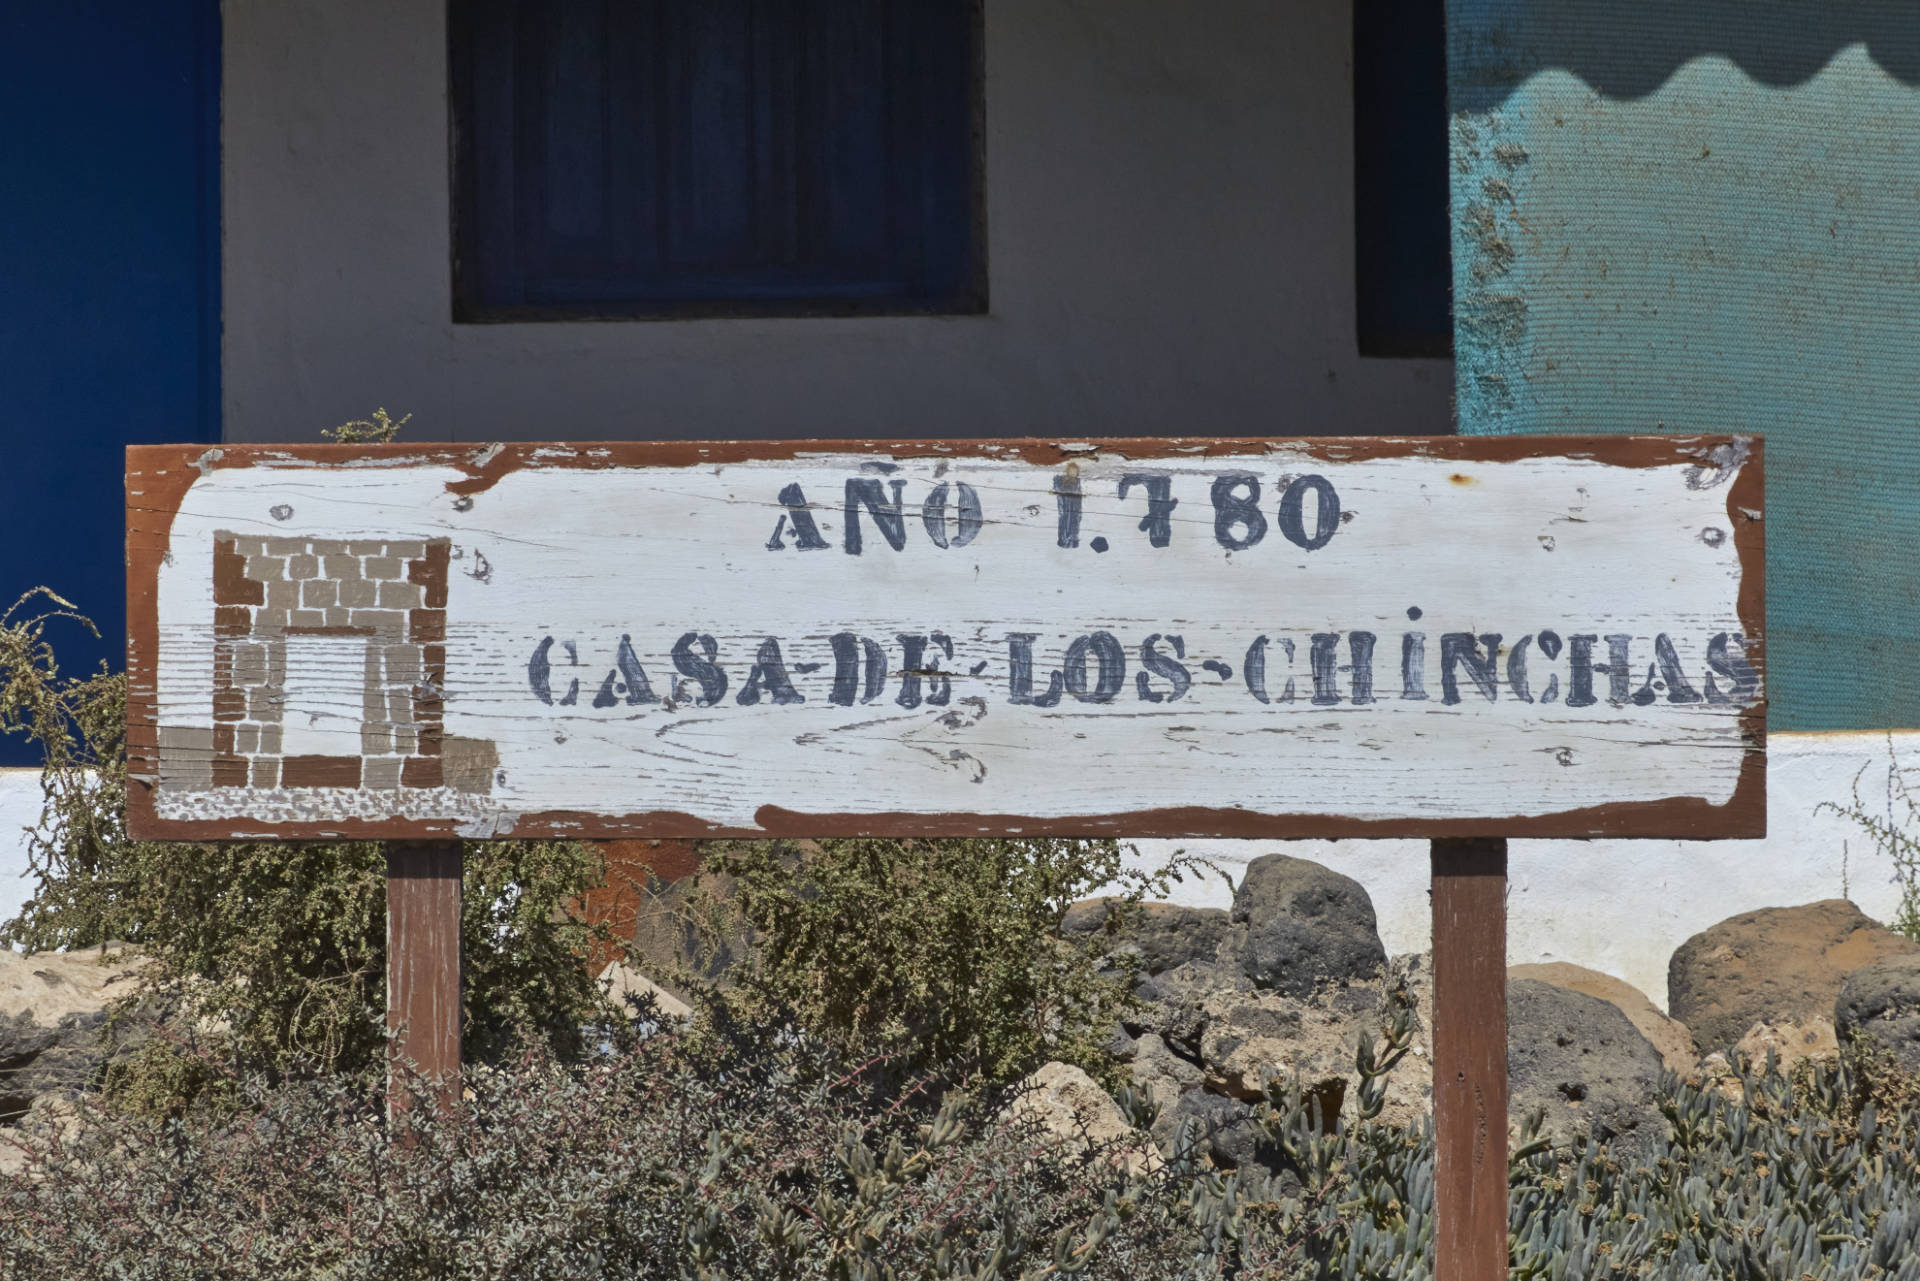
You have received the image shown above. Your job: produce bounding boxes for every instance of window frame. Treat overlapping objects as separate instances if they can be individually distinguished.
[447,0,989,323]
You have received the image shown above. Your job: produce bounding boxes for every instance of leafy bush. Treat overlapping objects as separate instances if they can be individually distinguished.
[685,836,1185,1086]
[1503,1050,1920,1281]
[7,1011,1919,1281]
[0,1002,1389,1281]
[0,1021,1221,1281]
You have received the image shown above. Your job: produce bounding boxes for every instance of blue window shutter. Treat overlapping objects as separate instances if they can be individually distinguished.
[453,0,984,318]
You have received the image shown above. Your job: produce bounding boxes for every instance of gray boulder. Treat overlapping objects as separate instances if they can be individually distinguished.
[1061,898,1233,977]
[1101,857,1417,1156]
[1835,953,1920,1075]
[1166,1089,1269,1170]
[1668,899,1919,1053]
[1127,959,1250,1050]
[1232,854,1386,996]
[1508,978,1665,1153]
[1193,978,1431,1128]
[0,1010,113,1121]
[1510,962,1697,1074]
[1124,1032,1205,1152]
[1002,1062,1157,1175]
[1198,986,1374,1101]
[0,947,148,1123]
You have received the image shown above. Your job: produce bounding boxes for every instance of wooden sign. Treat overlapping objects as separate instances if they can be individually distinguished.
[126,437,1763,842]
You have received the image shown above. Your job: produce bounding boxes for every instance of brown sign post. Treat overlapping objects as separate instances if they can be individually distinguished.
[383,841,463,1111]
[128,436,1764,1274]
[1431,838,1510,1279]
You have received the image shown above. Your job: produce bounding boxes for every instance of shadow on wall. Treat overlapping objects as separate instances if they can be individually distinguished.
[1450,0,1920,110]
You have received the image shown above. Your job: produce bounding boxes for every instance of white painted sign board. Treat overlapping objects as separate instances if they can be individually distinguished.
[126,437,1764,841]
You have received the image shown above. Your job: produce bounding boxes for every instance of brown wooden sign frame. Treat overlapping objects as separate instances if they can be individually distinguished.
[126,434,1765,844]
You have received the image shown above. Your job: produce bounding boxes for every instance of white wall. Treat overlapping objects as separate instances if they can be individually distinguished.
[220,0,1449,444]
[8,736,1918,1005]
[0,769,46,933]
[1119,732,1920,1011]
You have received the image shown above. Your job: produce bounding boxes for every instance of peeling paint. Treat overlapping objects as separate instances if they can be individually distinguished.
[1683,436,1753,491]
[457,812,520,839]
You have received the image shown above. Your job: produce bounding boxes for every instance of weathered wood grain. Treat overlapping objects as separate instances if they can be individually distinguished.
[126,437,1764,841]
[386,841,462,1112]
[1431,838,1510,1281]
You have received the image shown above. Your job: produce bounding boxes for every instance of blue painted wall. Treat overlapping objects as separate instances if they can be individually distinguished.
[1448,1,1920,730]
[0,1,220,760]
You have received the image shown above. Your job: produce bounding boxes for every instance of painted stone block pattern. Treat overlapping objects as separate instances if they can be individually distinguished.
[163,532,491,799]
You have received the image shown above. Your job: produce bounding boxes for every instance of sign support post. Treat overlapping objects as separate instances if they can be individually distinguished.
[1430,838,1509,1281]
[385,840,463,1113]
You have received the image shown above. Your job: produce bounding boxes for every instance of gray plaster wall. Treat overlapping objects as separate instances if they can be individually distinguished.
[221,0,1450,444]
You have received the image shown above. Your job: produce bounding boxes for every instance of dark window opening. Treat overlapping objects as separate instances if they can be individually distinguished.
[451,0,985,321]
[1354,0,1452,357]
